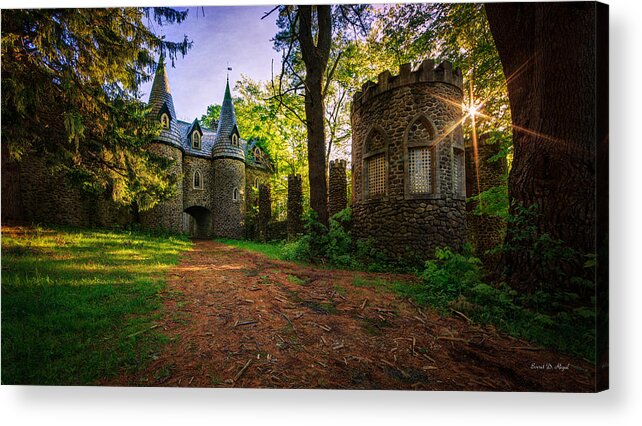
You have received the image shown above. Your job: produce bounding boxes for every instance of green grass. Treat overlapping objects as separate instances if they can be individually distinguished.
[1,226,192,385]
[215,238,287,261]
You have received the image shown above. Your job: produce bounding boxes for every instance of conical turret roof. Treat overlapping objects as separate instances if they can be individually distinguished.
[212,77,245,160]
[148,55,182,147]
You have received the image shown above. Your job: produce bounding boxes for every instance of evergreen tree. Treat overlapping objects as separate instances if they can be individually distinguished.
[1,8,191,209]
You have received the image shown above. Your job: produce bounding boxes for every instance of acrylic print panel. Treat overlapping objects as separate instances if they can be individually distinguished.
[0,1,608,392]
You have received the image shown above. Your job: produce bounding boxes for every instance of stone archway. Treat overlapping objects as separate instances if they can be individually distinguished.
[183,206,213,239]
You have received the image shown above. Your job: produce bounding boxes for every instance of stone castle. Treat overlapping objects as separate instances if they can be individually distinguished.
[139,56,272,239]
[2,57,506,262]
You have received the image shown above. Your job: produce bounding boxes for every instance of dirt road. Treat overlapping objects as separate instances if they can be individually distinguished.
[107,240,595,391]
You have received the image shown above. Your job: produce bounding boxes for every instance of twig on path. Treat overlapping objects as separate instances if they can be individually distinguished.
[413,315,425,324]
[274,310,294,327]
[509,346,543,351]
[423,353,436,363]
[234,320,258,327]
[332,342,344,350]
[436,336,470,344]
[451,309,473,324]
[234,359,252,382]
[360,298,368,310]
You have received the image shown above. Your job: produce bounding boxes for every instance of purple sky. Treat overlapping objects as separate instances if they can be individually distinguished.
[140,5,281,122]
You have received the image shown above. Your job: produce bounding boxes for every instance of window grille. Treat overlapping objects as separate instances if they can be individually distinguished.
[408,147,431,193]
[453,149,465,196]
[366,154,385,197]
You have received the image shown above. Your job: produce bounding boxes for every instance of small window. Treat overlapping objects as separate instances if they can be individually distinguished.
[232,187,239,201]
[192,131,201,150]
[363,127,388,200]
[365,154,385,198]
[405,115,437,196]
[160,113,170,129]
[193,170,202,189]
[408,147,432,194]
[231,133,239,147]
[452,147,465,197]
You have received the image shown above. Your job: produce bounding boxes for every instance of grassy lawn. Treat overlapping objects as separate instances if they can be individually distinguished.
[215,238,288,261]
[1,226,192,385]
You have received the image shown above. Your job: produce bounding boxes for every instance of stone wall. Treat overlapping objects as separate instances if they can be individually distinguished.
[287,174,304,240]
[244,166,271,239]
[465,135,507,261]
[351,60,466,263]
[1,145,23,222]
[329,159,348,218]
[140,143,184,233]
[212,157,245,238]
[258,184,271,241]
[15,152,132,228]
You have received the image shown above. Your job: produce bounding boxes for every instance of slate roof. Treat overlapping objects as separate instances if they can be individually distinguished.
[148,59,272,168]
[212,78,245,161]
[148,56,183,148]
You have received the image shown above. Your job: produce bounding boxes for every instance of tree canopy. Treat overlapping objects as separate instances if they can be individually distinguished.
[1,8,191,210]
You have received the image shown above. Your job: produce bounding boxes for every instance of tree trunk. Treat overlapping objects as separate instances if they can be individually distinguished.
[484,3,599,292]
[299,5,331,227]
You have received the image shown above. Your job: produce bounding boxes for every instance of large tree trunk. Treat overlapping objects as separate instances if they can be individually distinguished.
[299,5,331,227]
[484,3,602,292]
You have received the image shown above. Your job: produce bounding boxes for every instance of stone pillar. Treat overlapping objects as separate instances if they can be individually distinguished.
[258,184,271,242]
[287,174,304,240]
[465,134,508,262]
[328,159,348,218]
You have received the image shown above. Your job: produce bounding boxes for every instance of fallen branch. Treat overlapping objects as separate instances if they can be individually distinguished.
[436,336,469,343]
[234,359,252,382]
[234,320,258,327]
[451,309,473,323]
[360,298,368,310]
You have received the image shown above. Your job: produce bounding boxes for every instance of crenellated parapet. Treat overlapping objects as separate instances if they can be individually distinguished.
[352,60,463,112]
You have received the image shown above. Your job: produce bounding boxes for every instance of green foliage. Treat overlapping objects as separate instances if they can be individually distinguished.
[1,226,192,385]
[419,245,596,361]
[468,185,509,218]
[500,203,595,293]
[1,8,191,211]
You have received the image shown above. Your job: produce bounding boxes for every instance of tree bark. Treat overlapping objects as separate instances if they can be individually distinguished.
[299,5,332,226]
[484,3,598,292]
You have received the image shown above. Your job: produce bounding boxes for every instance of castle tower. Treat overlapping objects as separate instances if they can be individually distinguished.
[140,55,184,233]
[351,60,466,264]
[212,77,246,238]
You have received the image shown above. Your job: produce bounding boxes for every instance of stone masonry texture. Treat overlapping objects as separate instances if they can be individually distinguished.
[287,174,304,240]
[465,134,508,262]
[329,159,348,218]
[351,60,466,264]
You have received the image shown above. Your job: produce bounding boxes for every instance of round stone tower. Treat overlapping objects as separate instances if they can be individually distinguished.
[351,60,466,264]
[140,55,184,233]
[211,78,246,238]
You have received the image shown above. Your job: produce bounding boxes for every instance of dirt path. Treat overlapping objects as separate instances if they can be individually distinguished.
[106,240,595,391]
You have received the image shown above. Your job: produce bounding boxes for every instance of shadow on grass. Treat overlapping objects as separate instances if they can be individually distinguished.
[1,226,191,385]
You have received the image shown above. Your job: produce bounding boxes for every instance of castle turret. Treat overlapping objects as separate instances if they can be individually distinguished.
[351,60,466,264]
[212,77,246,238]
[140,55,184,233]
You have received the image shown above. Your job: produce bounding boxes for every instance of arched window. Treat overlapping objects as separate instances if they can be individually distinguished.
[193,170,202,189]
[231,133,239,147]
[160,113,170,129]
[404,115,437,196]
[452,146,465,197]
[192,131,201,150]
[232,187,239,201]
[363,127,388,200]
